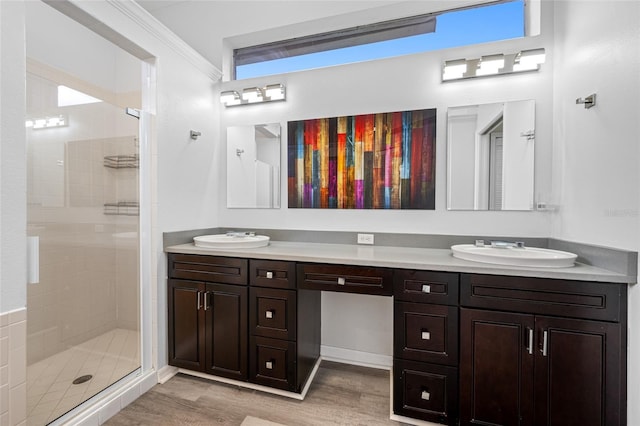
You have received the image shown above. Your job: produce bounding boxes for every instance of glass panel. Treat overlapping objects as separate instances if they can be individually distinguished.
[236,0,524,79]
[25,3,142,425]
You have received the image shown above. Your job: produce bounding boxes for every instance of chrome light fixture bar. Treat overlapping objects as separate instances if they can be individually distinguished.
[220,83,286,107]
[25,114,69,129]
[442,48,545,81]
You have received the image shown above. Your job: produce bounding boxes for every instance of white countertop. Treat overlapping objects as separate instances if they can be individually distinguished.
[165,241,635,284]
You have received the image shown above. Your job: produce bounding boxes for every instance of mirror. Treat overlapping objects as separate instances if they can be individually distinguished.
[447,100,535,210]
[227,123,281,208]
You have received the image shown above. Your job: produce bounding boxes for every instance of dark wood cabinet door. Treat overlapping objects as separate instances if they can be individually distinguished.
[394,301,458,366]
[460,308,535,426]
[250,287,297,341]
[534,316,623,426]
[168,279,205,371]
[393,359,458,425]
[204,283,248,381]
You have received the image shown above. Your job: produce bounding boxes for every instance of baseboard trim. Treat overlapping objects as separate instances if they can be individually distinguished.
[320,345,392,370]
[177,357,321,401]
[157,365,179,384]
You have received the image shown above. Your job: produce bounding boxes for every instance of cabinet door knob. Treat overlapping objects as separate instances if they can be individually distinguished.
[421,390,431,401]
[337,277,346,285]
[265,310,274,319]
[421,284,431,293]
[265,360,274,370]
[421,331,431,340]
[266,271,273,279]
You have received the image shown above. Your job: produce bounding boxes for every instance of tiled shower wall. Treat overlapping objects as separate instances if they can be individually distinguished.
[27,136,139,365]
[0,309,27,426]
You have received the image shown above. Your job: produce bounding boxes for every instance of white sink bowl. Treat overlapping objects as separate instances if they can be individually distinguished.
[194,234,270,249]
[451,244,577,268]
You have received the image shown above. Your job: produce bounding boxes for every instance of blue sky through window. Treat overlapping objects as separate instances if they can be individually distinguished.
[236,1,524,80]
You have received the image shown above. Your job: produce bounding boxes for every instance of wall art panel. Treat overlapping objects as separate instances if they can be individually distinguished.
[288,109,436,209]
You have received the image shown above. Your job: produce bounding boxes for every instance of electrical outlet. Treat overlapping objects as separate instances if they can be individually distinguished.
[357,233,374,245]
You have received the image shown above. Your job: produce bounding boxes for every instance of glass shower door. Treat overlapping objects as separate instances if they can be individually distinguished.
[25,56,142,426]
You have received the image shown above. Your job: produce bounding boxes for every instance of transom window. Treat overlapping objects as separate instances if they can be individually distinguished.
[234,0,525,80]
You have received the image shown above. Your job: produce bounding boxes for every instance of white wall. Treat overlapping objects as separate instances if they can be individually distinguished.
[551,2,640,424]
[218,39,555,236]
[0,0,27,314]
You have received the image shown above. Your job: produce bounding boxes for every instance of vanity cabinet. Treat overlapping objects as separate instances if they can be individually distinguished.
[249,260,321,392]
[393,270,460,425]
[460,273,626,426]
[168,254,248,381]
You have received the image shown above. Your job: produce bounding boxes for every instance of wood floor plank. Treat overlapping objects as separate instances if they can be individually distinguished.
[104,362,404,425]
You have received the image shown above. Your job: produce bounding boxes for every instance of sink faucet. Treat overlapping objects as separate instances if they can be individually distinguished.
[490,240,525,249]
[226,231,256,237]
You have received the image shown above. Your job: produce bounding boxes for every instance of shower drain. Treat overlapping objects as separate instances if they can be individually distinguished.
[72,375,93,385]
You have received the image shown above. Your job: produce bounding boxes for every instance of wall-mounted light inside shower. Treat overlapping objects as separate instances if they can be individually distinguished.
[25,114,69,130]
[442,48,546,81]
[220,83,286,107]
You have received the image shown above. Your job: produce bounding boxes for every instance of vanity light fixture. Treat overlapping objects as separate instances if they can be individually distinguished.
[264,83,285,100]
[513,48,546,72]
[442,59,468,81]
[26,114,68,129]
[442,48,546,81]
[220,83,286,107]
[220,90,241,106]
[242,87,263,103]
[476,54,505,76]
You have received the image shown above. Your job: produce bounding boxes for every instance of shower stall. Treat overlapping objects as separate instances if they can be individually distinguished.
[25,2,143,424]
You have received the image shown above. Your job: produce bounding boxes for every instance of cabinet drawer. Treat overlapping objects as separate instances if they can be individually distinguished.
[393,359,458,425]
[250,287,297,340]
[250,260,296,289]
[169,254,247,285]
[460,274,624,322]
[394,302,458,366]
[297,263,393,296]
[250,336,296,391]
[394,270,459,305]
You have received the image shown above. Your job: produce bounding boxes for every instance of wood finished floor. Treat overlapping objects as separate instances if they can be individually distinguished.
[104,361,407,425]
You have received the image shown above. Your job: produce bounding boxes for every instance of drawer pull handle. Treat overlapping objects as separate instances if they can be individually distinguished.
[266,271,273,279]
[196,291,202,310]
[421,331,431,340]
[265,361,274,370]
[265,310,274,319]
[421,284,431,293]
[337,277,346,285]
[204,292,209,311]
[542,330,548,357]
[421,390,431,401]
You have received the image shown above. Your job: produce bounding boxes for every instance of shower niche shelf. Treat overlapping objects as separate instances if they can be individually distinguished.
[104,201,139,216]
[103,154,138,169]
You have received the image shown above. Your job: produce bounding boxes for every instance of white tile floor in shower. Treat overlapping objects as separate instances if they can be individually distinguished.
[26,328,140,426]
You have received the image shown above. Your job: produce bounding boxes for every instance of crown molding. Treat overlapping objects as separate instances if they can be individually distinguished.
[105,0,222,81]
[106,0,222,81]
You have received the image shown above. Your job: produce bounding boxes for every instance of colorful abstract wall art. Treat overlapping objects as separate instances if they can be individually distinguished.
[287,109,436,209]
